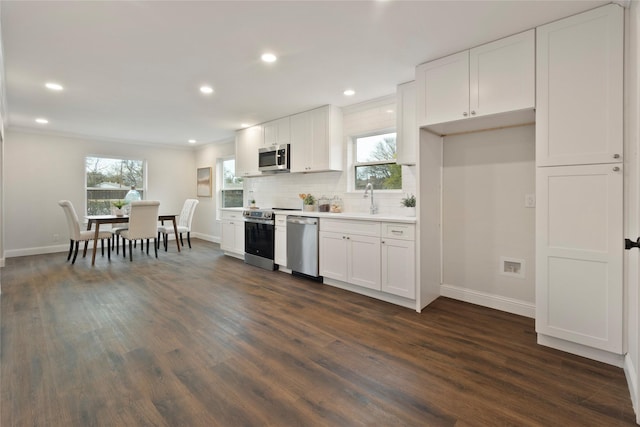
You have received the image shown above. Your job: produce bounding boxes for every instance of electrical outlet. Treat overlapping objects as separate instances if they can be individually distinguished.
[525,194,535,208]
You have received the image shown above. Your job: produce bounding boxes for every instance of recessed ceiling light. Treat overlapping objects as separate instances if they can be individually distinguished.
[35,118,49,124]
[200,86,214,94]
[188,139,197,144]
[261,53,277,63]
[241,123,250,128]
[343,89,355,96]
[45,82,63,91]
[386,109,394,113]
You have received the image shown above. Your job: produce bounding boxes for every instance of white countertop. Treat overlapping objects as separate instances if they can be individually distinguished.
[221,207,416,223]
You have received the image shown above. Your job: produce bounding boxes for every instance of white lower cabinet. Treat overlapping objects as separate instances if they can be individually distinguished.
[320,231,380,290]
[536,164,623,353]
[274,214,287,267]
[220,210,245,258]
[381,238,416,300]
[320,219,415,301]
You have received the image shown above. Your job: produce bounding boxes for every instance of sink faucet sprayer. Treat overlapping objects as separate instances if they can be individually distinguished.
[363,182,377,214]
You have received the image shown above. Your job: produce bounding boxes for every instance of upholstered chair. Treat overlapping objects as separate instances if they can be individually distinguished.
[58,200,112,264]
[157,199,199,251]
[119,200,160,261]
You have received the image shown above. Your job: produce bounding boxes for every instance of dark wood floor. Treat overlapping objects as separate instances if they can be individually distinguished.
[1,240,636,426]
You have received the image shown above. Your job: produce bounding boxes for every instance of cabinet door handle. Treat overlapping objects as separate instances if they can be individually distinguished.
[613,153,621,159]
[381,240,385,244]
[471,110,476,115]
[613,166,621,172]
[463,112,468,117]
[391,230,403,235]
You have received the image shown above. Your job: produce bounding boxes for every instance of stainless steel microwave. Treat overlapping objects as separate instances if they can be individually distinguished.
[259,143,290,172]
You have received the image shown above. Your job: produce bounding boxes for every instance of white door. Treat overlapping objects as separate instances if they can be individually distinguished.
[290,111,312,173]
[234,222,245,254]
[470,29,534,118]
[536,4,623,167]
[536,164,623,353]
[220,221,235,252]
[348,235,381,290]
[381,238,415,299]
[319,231,348,281]
[235,125,263,177]
[416,50,469,126]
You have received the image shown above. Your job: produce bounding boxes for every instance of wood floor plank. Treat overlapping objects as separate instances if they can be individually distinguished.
[1,240,636,426]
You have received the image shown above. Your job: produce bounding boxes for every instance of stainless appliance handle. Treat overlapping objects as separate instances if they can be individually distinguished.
[287,216,318,225]
[244,218,275,225]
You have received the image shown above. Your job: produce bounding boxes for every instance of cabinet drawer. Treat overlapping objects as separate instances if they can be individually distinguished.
[275,214,288,226]
[221,210,243,221]
[320,218,380,237]
[381,223,415,241]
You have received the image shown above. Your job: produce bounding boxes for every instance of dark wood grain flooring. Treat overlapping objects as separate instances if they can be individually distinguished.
[1,240,636,426]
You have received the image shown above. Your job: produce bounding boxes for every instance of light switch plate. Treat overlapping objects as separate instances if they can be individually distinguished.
[525,193,535,208]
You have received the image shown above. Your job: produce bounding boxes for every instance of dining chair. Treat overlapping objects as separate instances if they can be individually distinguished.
[58,200,112,264]
[157,199,199,251]
[119,200,160,261]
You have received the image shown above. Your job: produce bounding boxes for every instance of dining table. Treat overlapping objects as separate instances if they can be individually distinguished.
[86,214,180,265]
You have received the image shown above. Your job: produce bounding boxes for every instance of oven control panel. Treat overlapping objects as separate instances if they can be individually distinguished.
[243,210,273,220]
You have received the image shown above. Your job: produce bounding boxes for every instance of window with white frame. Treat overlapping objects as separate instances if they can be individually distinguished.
[220,157,243,208]
[353,131,401,190]
[85,156,145,215]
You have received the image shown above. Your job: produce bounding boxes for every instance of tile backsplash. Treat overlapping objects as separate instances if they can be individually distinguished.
[244,165,416,216]
[241,95,417,216]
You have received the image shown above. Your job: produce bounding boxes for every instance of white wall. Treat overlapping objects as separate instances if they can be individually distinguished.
[193,138,235,242]
[441,125,536,314]
[242,96,417,215]
[4,129,197,257]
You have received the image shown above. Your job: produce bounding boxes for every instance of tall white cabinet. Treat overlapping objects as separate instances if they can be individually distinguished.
[535,4,624,357]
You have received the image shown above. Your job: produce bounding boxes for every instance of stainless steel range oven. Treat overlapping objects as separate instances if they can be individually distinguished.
[243,209,276,270]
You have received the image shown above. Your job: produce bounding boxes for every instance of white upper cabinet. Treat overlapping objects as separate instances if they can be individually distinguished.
[263,117,290,147]
[290,105,343,173]
[396,80,417,165]
[417,51,469,126]
[536,4,623,167]
[417,30,535,135]
[235,125,263,177]
[469,30,535,118]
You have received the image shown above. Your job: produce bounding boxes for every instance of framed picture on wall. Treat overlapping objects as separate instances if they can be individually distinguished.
[197,167,212,197]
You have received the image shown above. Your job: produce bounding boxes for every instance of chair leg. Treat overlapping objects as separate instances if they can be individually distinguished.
[101,238,105,256]
[107,238,111,261]
[187,232,192,248]
[146,239,150,255]
[154,238,158,258]
[180,233,185,246]
[82,241,89,258]
[129,240,133,262]
[72,241,80,264]
[141,239,144,251]
[67,239,74,261]
[123,238,126,257]
[164,233,168,251]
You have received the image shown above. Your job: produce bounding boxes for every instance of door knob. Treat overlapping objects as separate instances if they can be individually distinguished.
[625,238,640,250]
[613,153,621,159]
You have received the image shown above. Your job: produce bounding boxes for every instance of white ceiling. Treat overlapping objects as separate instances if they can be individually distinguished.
[1,0,609,147]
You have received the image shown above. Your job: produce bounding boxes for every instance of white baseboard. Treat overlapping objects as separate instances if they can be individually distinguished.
[440,283,535,318]
[191,232,220,244]
[6,244,70,258]
[538,334,624,367]
[624,354,639,420]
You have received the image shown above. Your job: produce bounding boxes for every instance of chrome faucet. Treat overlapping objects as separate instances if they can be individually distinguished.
[363,182,377,214]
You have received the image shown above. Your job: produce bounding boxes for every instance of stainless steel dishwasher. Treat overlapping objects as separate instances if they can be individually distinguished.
[287,216,321,278]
